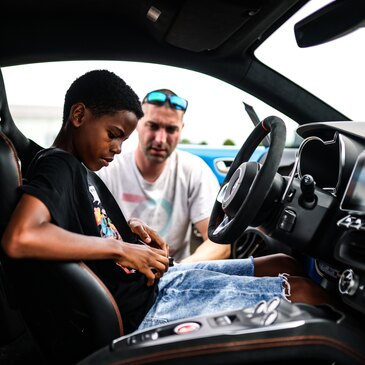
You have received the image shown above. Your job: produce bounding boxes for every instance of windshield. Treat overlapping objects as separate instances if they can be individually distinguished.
[255,0,365,121]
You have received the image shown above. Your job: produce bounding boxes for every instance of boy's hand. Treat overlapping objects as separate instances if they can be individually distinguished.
[128,217,169,257]
[116,241,169,286]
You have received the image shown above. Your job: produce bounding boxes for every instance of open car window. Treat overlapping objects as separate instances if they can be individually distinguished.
[3,61,299,149]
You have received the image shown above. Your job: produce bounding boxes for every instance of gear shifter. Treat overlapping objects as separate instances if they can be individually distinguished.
[300,174,316,208]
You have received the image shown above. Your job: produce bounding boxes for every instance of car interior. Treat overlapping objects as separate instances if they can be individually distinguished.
[1,0,365,364]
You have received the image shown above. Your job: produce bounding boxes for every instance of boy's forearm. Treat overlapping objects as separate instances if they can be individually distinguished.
[2,221,123,261]
[2,220,169,286]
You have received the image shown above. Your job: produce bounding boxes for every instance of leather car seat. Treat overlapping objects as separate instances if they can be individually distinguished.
[0,131,31,355]
[0,68,124,364]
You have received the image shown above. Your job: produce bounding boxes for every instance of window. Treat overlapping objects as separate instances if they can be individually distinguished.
[3,60,298,149]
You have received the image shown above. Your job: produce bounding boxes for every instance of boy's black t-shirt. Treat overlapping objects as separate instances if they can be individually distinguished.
[21,148,158,333]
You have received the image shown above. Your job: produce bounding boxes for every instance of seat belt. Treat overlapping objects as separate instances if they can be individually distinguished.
[87,170,174,266]
[243,102,270,147]
[87,170,139,243]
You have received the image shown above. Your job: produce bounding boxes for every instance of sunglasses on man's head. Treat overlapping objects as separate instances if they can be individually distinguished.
[145,91,188,111]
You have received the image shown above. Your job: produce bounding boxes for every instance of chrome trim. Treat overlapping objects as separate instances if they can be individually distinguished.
[297,132,342,196]
[232,319,306,336]
[217,183,229,203]
[280,151,300,203]
[338,133,346,195]
[214,157,235,174]
[314,259,341,282]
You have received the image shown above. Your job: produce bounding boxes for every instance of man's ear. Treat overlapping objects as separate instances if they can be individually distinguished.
[70,103,86,127]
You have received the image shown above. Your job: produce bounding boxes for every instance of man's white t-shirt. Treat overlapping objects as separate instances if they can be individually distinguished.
[97,150,220,260]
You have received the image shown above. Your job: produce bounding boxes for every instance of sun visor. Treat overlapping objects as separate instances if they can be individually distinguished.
[145,0,262,52]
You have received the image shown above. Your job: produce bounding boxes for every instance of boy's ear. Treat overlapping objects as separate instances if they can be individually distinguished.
[70,103,86,127]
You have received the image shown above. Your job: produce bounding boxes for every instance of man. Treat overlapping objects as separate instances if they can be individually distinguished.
[98,89,231,262]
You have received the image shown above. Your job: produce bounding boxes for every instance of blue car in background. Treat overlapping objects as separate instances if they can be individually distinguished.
[177,144,267,184]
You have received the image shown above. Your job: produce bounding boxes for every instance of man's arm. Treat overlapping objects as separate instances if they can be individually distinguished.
[180,218,231,263]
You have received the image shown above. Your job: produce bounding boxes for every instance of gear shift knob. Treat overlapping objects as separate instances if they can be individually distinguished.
[300,174,316,208]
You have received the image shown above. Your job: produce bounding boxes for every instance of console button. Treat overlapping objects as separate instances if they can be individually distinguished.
[339,269,359,296]
[215,315,232,326]
[142,332,159,341]
[266,297,281,312]
[278,209,296,232]
[349,218,362,230]
[174,322,201,335]
[262,310,278,326]
[127,335,141,345]
[286,189,296,202]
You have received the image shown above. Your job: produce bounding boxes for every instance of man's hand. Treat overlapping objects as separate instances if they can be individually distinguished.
[128,217,169,257]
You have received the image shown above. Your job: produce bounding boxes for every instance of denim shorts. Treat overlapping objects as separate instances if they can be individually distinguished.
[138,258,285,331]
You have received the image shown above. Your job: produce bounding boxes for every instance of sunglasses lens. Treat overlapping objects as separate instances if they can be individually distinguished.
[146,92,188,111]
[169,95,188,111]
[146,91,167,105]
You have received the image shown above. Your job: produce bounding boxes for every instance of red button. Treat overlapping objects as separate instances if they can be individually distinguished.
[174,322,201,335]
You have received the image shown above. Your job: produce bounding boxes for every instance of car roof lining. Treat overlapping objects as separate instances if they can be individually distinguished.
[1,0,306,61]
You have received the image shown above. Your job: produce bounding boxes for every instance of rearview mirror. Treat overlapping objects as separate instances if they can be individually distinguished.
[294,0,365,47]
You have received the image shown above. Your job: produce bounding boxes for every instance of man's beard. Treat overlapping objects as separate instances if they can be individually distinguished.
[145,143,172,163]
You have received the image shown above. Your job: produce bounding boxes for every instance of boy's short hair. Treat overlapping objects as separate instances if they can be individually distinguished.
[62,70,144,124]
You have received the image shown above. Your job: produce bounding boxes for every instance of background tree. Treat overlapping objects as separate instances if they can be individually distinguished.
[179,138,191,144]
[223,138,235,146]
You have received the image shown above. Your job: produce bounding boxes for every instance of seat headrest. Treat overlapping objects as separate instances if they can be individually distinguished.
[0,132,22,235]
[0,68,43,175]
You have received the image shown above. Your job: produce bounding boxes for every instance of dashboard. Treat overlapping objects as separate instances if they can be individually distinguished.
[278,121,365,316]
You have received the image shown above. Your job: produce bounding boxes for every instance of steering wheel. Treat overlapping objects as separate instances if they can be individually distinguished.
[208,116,286,244]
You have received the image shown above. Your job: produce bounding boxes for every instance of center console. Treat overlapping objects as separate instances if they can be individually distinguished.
[78,298,365,365]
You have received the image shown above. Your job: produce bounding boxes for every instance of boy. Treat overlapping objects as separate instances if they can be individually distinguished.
[1,70,332,334]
